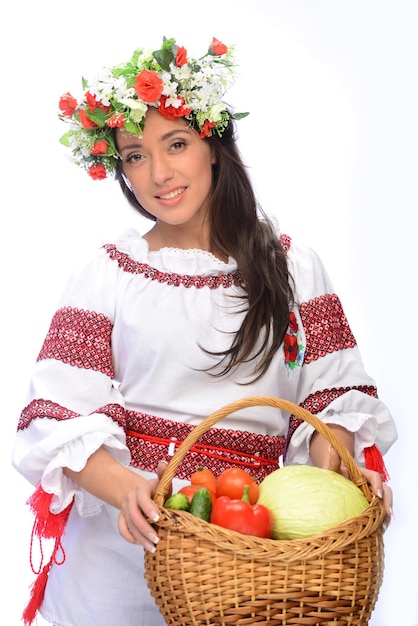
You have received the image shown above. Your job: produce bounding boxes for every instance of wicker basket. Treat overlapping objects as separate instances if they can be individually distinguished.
[144,396,386,625]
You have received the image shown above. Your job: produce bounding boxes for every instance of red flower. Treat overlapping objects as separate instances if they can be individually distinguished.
[288,311,298,333]
[284,333,298,363]
[158,95,191,120]
[79,109,98,129]
[59,92,77,117]
[199,120,217,138]
[88,164,107,180]
[85,91,110,113]
[90,140,108,155]
[106,113,125,128]
[210,37,228,56]
[176,46,188,67]
[134,70,164,103]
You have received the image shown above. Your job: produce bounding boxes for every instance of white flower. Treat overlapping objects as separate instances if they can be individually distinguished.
[161,71,178,98]
[171,64,192,81]
[206,102,226,123]
[119,98,148,120]
[162,95,184,110]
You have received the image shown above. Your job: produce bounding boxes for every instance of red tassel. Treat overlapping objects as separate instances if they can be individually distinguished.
[22,561,52,626]
[23,485,74,625]
[364,444,389,482]
[26,484,72,539]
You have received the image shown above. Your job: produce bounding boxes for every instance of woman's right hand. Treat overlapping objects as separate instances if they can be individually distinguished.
[118,460,169,551]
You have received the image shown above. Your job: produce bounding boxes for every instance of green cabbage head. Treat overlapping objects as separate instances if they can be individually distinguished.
[258,465,370,540]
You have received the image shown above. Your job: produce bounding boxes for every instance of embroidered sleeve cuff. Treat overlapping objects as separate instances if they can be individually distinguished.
[286,389,397,466]
[39,413,131,515]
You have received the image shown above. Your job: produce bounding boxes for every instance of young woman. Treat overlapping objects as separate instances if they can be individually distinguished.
[13,37,397,626]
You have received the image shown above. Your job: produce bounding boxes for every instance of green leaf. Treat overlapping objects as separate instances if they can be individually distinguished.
[113,62,137,78]
[59,132,72,147]
[161,37,176,50]
[82,76,88,90]
[153,47,174,72]
[87,108,107,127]
[124,119,142,136]
[131,49,142,65]
[231,111,249,120]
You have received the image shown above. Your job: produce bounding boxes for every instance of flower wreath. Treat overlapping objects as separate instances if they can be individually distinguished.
[58,36,248,180]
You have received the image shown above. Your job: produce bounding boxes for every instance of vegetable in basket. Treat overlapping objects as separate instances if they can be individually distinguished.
[165,487,213,522]
[257,464,370,540]
[190,466,217,494]
[189,487,213,522]
[211,484,274,538]
[178,483,217,507]
[164,492,190,511]
[215,467,259,504]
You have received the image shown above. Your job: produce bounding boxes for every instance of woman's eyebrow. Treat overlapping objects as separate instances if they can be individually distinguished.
[119,129,190,154]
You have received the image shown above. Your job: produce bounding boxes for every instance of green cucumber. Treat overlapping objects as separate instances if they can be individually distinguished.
[189,487,212,522]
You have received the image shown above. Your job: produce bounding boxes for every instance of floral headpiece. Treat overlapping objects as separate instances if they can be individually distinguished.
[58,36,248,180]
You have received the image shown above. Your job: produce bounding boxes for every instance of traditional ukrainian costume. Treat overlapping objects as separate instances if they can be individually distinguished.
[13,226,397,626]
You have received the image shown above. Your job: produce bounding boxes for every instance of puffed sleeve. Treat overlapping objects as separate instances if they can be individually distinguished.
[12,246,131,516]
[283,238,397,468]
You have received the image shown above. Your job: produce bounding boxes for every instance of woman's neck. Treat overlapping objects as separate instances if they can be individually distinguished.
[143,223,228,262]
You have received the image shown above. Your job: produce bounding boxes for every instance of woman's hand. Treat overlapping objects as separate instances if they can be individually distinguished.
[356,466,393,525]
[118,461,168,551]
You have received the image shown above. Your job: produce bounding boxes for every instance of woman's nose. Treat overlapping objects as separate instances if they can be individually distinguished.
[150,154,173,185]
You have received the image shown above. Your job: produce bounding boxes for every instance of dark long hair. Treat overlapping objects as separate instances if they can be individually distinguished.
[115,119,294,381]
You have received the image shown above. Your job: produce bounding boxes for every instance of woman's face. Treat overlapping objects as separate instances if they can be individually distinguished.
[116,108,215,229]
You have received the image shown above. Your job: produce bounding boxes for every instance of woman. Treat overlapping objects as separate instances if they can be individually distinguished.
[13,37,397,626]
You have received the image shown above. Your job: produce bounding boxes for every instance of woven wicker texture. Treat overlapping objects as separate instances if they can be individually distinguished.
[144,396,386,625]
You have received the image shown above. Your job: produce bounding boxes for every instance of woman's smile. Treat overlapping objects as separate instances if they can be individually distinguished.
[155,186,187,201]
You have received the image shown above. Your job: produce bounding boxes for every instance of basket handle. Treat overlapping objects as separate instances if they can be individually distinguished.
[153,396,372,506]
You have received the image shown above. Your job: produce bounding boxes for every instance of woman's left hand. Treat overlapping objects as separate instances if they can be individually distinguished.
[358,466,393,528]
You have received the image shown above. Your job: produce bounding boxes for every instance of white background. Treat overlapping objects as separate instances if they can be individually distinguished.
[1,1,417,624]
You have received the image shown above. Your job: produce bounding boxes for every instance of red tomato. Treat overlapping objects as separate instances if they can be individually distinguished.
[179,484,217,507]
[216,468,259,504]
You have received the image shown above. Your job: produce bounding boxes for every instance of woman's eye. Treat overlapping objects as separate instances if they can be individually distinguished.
[125,153,143,164]
[171,140,186,151]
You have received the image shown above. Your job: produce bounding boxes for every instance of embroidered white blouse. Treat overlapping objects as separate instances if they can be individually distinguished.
[13,228,397,626]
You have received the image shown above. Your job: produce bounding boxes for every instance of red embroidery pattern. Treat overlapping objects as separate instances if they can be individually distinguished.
[37,307,114,377]
[18,399,81,430]
[300,294,356,364]
[95,403,126,428]
[125,409,284,482]
[279,233,292,252]
[286,385,378,447]
[103,244,242,289]
[18,400,126,431]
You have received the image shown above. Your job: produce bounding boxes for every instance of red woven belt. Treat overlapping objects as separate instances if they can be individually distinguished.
[125,409,285,482]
